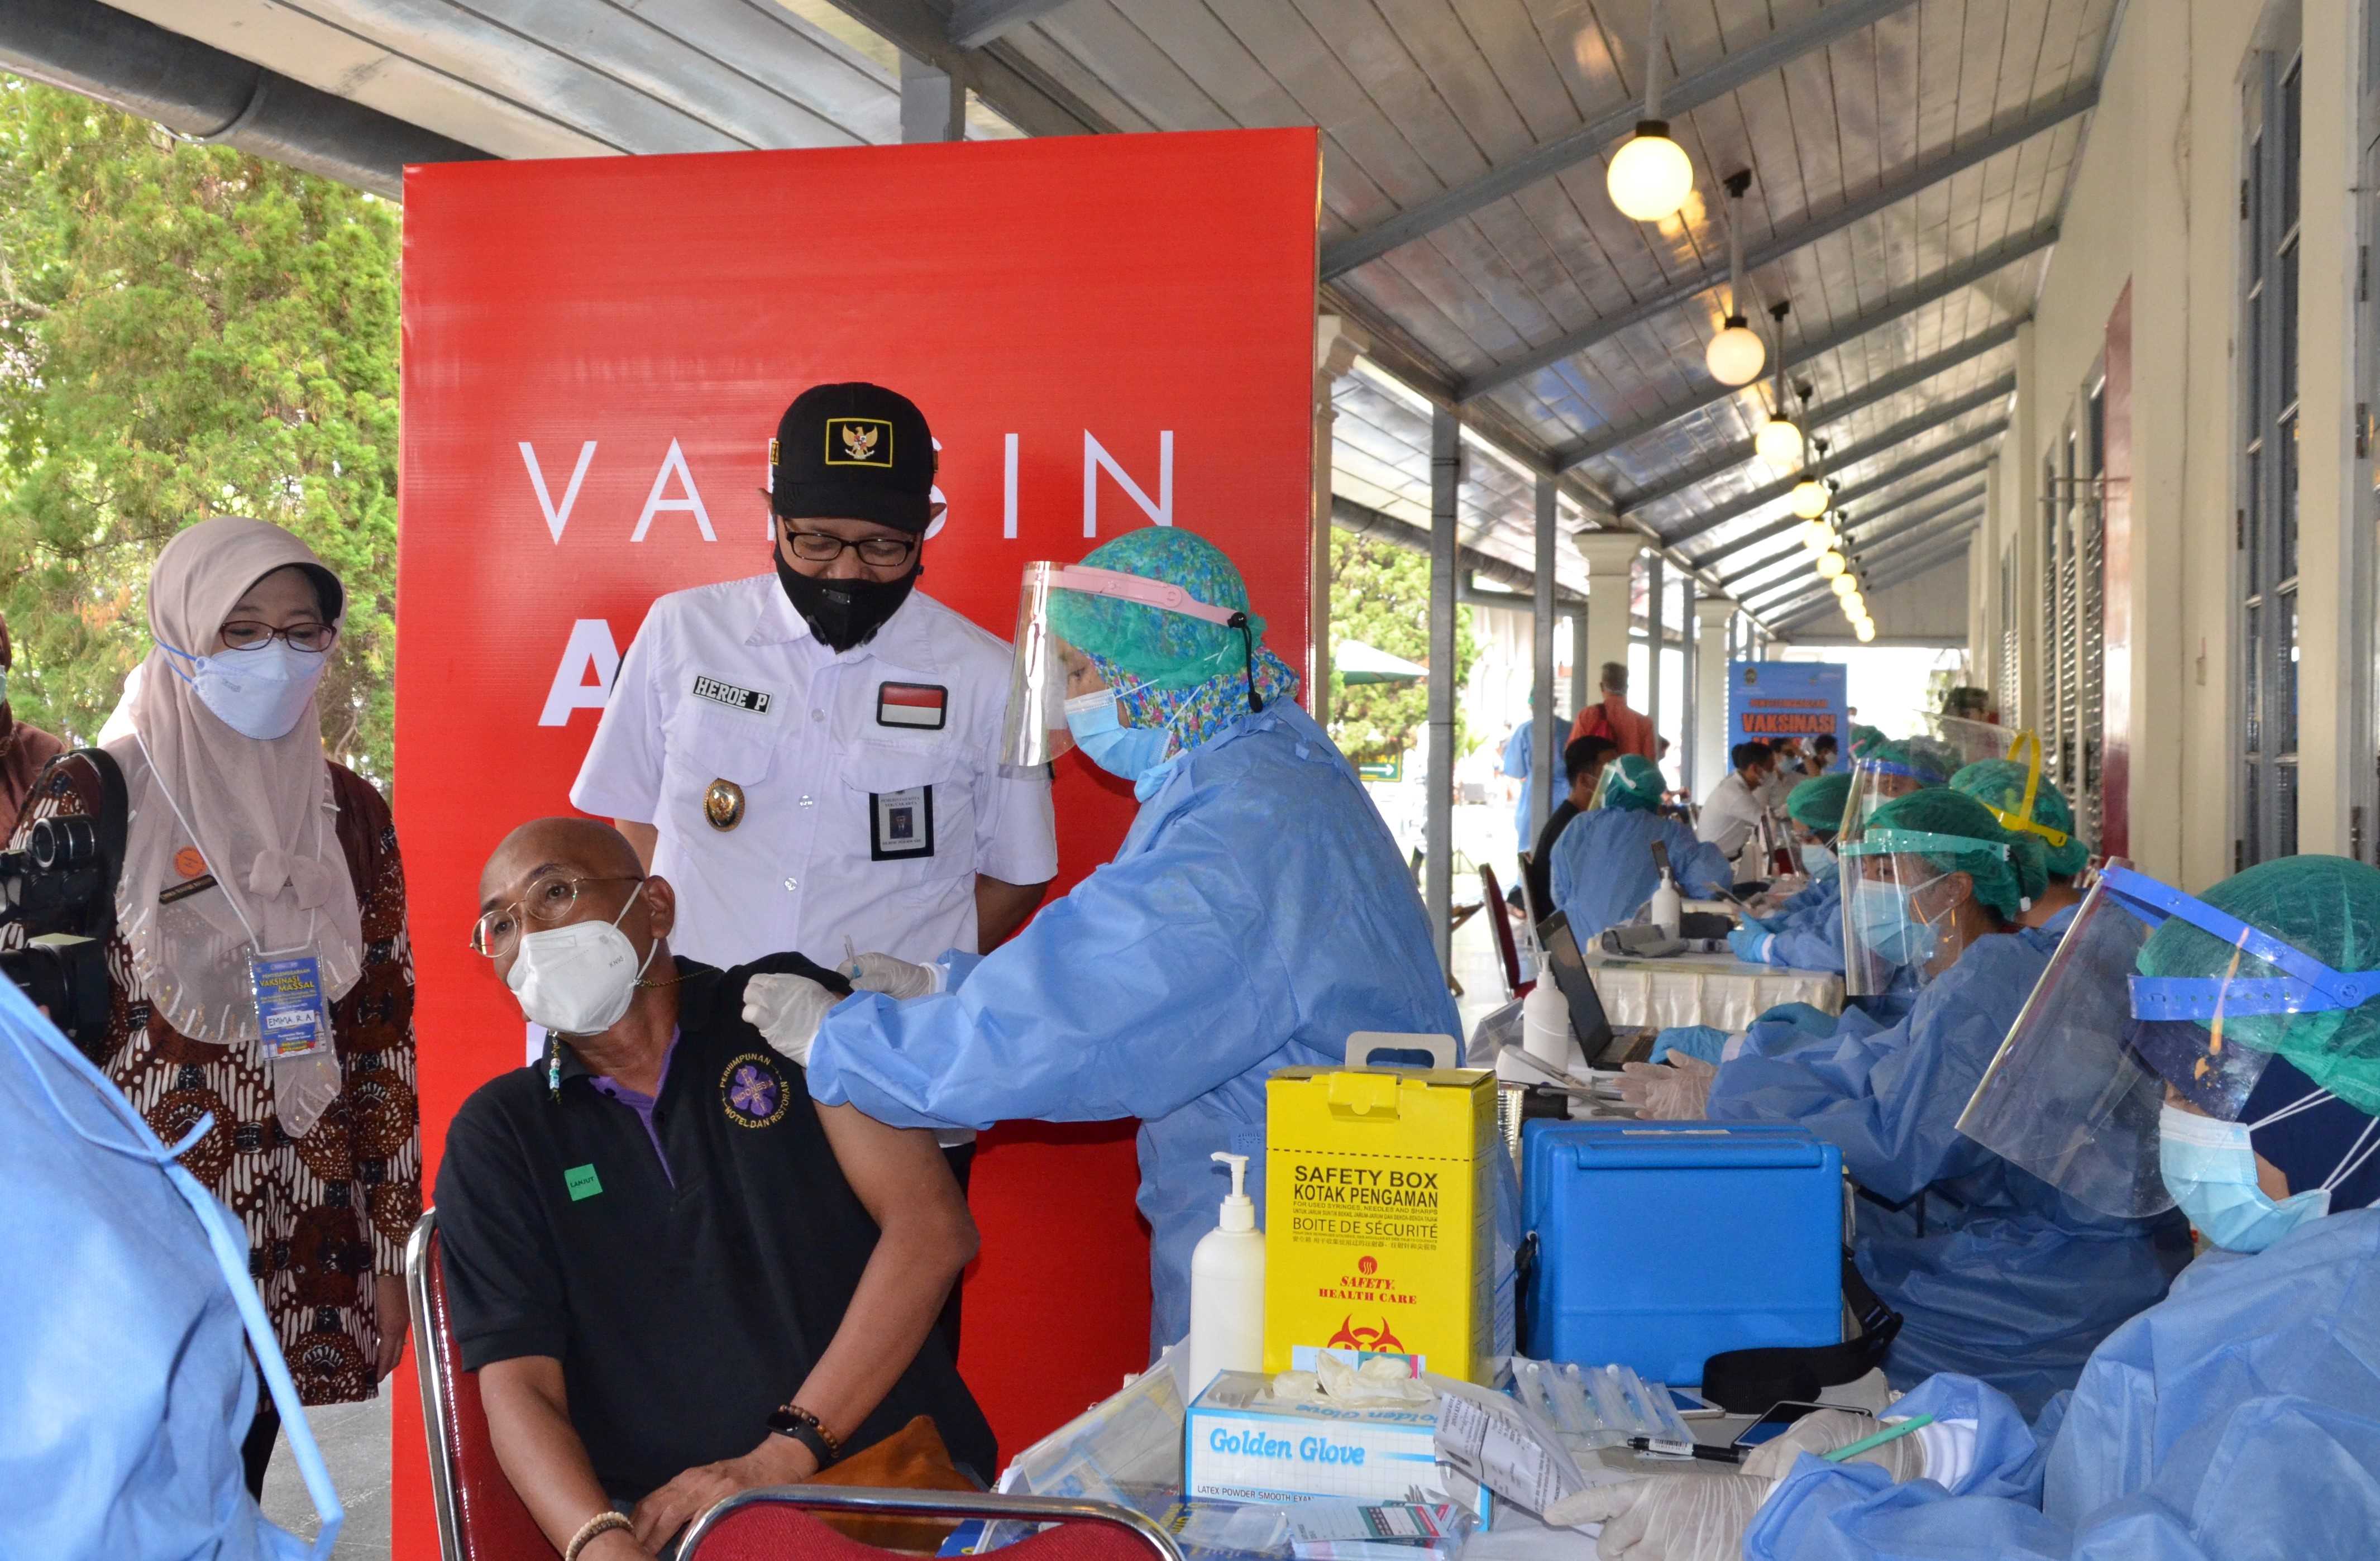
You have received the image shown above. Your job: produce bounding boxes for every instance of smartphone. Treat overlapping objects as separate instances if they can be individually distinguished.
[1667,1385,1723,1419]
[1730,1401,1872,1452]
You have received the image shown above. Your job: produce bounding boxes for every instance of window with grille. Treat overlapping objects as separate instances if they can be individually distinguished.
[2040,455,2061,770]
[1999,545,2021,725]
[2240,49,2303,866]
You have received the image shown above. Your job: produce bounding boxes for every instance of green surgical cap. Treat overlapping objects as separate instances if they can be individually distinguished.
[1848,724,1889,759]
[1047,528,1264,692]
[2136,855,2380,1116]
[1599,753,1666,813]
[1870,737,1957,785]
[1952,758,2090,879]
[1856,788,2046,922]
[1788,772,1853,833]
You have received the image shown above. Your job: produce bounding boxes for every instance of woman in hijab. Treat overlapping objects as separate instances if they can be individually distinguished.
[4,517,418,1495]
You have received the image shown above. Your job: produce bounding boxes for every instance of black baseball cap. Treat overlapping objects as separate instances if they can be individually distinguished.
[767,382,940,534]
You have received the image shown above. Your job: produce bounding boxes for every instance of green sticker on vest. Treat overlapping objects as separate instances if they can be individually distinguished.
[565,1163,603,1201]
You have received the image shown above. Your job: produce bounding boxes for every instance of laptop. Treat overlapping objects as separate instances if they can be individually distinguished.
[1535,909,1659,1070]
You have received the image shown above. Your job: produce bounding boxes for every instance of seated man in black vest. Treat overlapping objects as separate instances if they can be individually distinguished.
[436,817,993,1561]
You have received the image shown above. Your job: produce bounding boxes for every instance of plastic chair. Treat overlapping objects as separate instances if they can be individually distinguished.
[679,1486,1184,1561]
[1478,862,1532,1000]
[407,1210,559,1560]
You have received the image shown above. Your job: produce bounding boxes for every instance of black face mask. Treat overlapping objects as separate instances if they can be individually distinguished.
[775,548,920,652]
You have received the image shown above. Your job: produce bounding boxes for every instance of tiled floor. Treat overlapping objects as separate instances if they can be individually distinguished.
[263,1397,392,1559]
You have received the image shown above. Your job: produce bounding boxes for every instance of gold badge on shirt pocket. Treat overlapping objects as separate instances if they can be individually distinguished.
[704,779,745,831]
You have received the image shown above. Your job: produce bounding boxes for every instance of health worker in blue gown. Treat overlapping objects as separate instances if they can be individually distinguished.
[1547,753,1732,942]
[1578,856,2380,1561]
[1726,770,1854,972]
[1616,789,2186,1416]
[739,528,1461,1353]
[0,967,342,1560]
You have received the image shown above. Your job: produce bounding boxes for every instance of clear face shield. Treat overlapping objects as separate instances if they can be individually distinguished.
[1923,712,2015,770]
[1837,827,2003,998]
[1956,864,2378,1217]
[999,560,1241,767]
[1833,756,1946,854]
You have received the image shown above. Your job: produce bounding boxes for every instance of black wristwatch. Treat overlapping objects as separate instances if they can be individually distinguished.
[767,1404,842,1469]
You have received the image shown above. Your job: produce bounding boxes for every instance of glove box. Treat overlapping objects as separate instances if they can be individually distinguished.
[1521,1121,1841,1386]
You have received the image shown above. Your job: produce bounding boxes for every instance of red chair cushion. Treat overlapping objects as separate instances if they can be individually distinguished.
[422,1229,558,1559]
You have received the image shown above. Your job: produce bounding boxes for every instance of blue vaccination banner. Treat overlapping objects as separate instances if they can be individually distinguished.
[1729,662,1848,769]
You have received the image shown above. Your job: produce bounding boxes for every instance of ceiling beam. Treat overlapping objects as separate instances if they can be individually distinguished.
[1616,328,2019,514]
[1710,473,1987,588]
[1549,223,2057,466]
[1463,87,2093,402]
[1839,487,1993,560]
[822,0,1107,136]
[949,0,1072,49]
[1651,419,2003,553]
[1656,374,2013,544]
[1742,492,1985,612]
[1755,513,1978,615]
[1318,0,1919,281]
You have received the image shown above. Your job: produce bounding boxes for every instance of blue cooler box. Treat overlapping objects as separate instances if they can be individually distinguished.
[1522,1121,1841,1385]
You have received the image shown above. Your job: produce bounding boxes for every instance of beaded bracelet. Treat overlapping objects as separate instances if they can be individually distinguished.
[565,1510,632,1561]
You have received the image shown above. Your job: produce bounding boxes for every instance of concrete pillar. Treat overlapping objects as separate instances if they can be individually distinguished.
[1569,612,1591,714]
[1576,531,1643,715]
[1531,476,1559,840]
[1695,595,1737,800]
[1310,316,1366,725]
[1644,552,1666,744]
[1680,578,1698,794]
[899,54,964,142]
[1427,407,1460,973]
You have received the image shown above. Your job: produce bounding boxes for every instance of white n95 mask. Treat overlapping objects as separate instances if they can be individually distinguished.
[505,884,656,1037]
[170,639,329,741]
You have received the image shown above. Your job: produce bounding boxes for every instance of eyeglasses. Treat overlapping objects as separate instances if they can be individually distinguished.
[780,526,917,568]
[220,620,338,653]
[469,872,644,958]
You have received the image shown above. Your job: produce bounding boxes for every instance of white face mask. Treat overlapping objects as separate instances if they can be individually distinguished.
[505,883,657,1037]
[171,639,328,740]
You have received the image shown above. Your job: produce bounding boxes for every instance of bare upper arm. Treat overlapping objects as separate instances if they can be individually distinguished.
[814,1102,977,1258]
[479,1353,569,1412]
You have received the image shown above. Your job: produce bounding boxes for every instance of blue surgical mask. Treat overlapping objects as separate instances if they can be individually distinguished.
[1800,843,1838,884]
[2158,1103,2333,1252]
[1064,689,1175,787]
[1849,880,1938,968]
[163,638,327,741]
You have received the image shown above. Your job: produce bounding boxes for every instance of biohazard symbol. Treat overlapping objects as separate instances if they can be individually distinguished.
[1326,1315,1406,1354]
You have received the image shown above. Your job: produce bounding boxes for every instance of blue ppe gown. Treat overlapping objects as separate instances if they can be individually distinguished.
[1741,878,1847,972]
[0,975,334,1560]
[1546,807,1734,942]
[1744,1207,2380,1560]
[1502,720,1533,853]
[1705,929,2188,1415]
[805,702,1463,1353]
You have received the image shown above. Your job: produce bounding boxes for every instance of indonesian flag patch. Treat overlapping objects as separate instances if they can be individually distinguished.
[876,681,948,730]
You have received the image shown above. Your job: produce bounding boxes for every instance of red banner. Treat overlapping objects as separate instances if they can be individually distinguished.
[395,128,1318,1557]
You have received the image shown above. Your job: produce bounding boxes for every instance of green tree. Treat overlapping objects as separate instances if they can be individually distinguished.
[0,77,400,777]
[1327,528,1479,765]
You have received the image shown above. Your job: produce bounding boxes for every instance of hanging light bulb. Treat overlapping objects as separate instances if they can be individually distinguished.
[1855,619,1878,644]
[1607,1,1693,222]
[1791,476,1830,519]
[1815,549,1847,580]
[1754,303,1800,467]
[1831,574,1858,599]
[1704,170,1765,385]
[1798,517,1837,554]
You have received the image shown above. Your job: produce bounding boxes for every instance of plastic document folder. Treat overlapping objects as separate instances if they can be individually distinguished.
[1521,1121,1841,1386]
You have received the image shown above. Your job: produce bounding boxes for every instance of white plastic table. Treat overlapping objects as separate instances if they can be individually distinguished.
[1584,949,1844,1034]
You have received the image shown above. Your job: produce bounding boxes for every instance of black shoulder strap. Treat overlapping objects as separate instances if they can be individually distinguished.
[1696,1256,1904,1413]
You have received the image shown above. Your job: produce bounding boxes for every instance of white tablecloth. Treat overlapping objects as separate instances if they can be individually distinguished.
[1584,950,1843,1033]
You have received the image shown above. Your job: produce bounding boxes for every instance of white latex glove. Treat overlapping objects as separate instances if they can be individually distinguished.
[1742,1410,1927,1483]
[842,951,940,999]
[1564,1473,1774,1560]
[741,973,842,1066]
[1614,1055,1717,1120]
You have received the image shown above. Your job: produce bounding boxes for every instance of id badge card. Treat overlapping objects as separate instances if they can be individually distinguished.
[250,946,331,1059]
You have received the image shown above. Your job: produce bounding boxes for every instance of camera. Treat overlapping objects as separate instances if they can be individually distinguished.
[1,934,111,1051]
[2,755,128,1053]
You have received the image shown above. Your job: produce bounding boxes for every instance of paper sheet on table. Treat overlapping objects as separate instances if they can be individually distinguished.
[1428,1382,1586,1518]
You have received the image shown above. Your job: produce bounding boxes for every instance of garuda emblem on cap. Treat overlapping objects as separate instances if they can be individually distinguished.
[840,423,878,461]
[824,416,894,467]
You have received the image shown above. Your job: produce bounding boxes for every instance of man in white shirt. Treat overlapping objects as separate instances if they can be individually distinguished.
[571,382,1059,1347]
[1697,741,1779,869]
[1758,737,1808,815]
